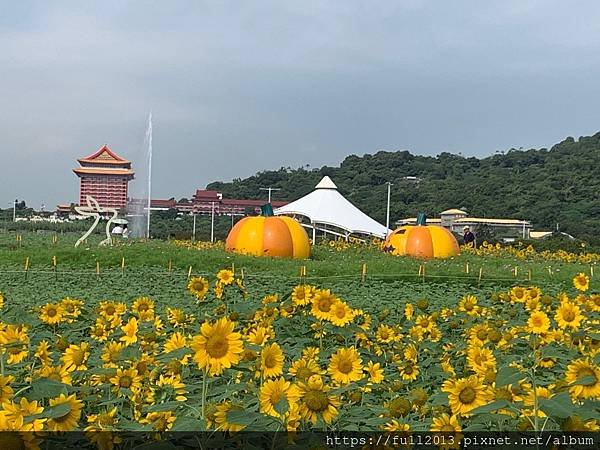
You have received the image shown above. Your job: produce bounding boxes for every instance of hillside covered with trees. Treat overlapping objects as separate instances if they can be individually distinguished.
[208,133,600,244]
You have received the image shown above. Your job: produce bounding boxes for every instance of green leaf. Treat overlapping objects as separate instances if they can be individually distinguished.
[155,347,191,362]
[569,375,596,386]
[29,378,69,399]
[40,402,71,419]
[495,367,524,386]
[171,415,205,431]
[274,397,289,416]
[430,392,449,406]
[226,410,261,426]
[539,393,575,419]
[469,400,510,415]
[145,401,185,412]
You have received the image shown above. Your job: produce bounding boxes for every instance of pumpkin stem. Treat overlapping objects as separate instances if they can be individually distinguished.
[261,203,275,217]
[416,212,427,226]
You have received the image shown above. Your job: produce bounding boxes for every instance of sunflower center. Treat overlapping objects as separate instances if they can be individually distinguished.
[562,310,575,321]
[532,316,544,327]
[458,387,476,404]
[337,359,353,374]
[476,330,488,340]
[296,367,313,381]
[270,391,283,404]
[404,365,414,375]
[72,349,85,365]
[48,308,57,317]
[138,304,148,312]
[464,303,474,311]
[264,352,277,369]
[106,306,116,315]
[441,424,456,432]
[136,361,148,375]
[317,298,333,312]
[206,335,229,358]
[576,368,597,386]
[120,375,132,388]
[335,308,346,318]
[304,390,329,412]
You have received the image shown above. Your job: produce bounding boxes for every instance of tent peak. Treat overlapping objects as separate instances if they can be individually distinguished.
[315,176,337,189]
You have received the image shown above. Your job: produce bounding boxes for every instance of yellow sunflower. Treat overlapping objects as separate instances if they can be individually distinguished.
[555,301,584,330]
[565,359,600,399]
[109,368,142,395]
[365,361,385,384]
[216,269,235,286]
[190,317,244,376]
[0,375,15,403]
[101,341,125,367]
[259,377,300,418]
[144,411,176,431]
[573,273,590,292]
[60,297,84,322]
[291,285,313,306]
[260,343,285,379]
[328,347,363,384]
[247,326,272,346]
[311,289,338,321]
[527,311,551,334]
[98,301,126,321]
[430,413,461,432]
[375,324,398,344]
[187,276,209,300]
[47,394,83,431]
[62,342,90,372]
[399,362,420,381]
[510,286,528,303]
[0,325,29,364]
[442,376,493,417]
[120,317,138,345]
[2,397,45,431]
[0,292,4,309]
[35,340,52,366]
[328,301,355,327]
[289,357,323,382]
[458,295,481,316]
[35,364,72,384]
[39,303,66,325]
[404,303,414,320]
[466,347,497,376]
[156,374,187,401]
[132,296,155,321]
[214,402,246,431]
[297,375,340,424]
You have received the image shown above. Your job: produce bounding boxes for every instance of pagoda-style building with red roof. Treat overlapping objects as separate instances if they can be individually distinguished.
[73,145,134,209]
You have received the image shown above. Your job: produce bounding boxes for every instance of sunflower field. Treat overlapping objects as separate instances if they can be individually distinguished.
[0,252,598,449]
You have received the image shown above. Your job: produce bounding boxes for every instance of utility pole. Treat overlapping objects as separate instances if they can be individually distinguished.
[259,187,281,203]
[385,182,393,237]
[210,202,215,243]
[192,212,197,242]
[13,199,17,222]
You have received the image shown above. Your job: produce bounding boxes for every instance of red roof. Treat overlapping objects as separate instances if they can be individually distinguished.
[220,199,287,207]
[78,145,131,165]
[151,199,177,208]
[193,190,221,199]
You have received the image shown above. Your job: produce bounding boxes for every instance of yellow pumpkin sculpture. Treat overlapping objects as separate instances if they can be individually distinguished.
[226,206,310,259]
[383,213,459,259]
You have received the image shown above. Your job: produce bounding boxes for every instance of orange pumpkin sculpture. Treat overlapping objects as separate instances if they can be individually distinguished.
[226,206,310,259]
[383,213,459,259]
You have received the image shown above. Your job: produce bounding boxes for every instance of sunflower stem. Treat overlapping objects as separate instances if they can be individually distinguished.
[201,368,208,421]
[0,353,4,377]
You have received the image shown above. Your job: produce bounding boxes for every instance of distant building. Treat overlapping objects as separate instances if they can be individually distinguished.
[73,145,134,209]
[398,208,532,239]
[191,189,288,215]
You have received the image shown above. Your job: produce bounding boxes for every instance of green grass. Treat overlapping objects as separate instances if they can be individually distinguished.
[0,231,596,289]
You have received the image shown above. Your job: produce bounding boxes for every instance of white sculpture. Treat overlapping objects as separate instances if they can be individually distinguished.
[75,196,118,247]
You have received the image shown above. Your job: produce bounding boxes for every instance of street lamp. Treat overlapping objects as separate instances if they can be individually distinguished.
[385,182,393,237]
[210,201,215,243]
[13,199,18,222]
[259,187,281,203]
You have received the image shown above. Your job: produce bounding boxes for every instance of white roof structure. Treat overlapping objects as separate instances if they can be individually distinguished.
[274,176,390,238]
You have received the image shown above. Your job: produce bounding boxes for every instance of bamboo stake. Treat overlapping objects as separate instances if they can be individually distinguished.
[548,266,552,276]
[96,261,100,279]
[591,266,594,278]
[361,263,367,283]
[528,269,532,281]
[231,263,235,276]
[121,257,125,276]
[241,268,245,281]
[24,257,30,279]
[52,255,57,280]
[465,262,470,274]
[478,267,483,284]
[168,259,172,274]
[422,264,426,282]
[514,266,518,277]
[187,266,193,279]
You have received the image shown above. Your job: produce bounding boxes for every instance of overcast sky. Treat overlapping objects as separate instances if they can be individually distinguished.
[2,0,600,208]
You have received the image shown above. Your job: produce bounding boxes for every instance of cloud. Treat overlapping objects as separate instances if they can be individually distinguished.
[1,1,600,207]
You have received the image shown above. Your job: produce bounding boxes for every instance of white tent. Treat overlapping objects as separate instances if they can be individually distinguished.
[274,176,390,240]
